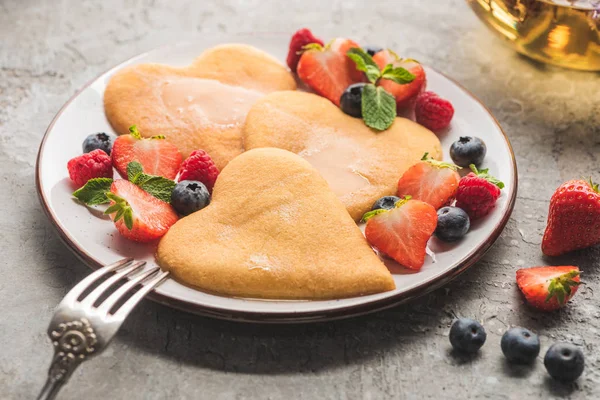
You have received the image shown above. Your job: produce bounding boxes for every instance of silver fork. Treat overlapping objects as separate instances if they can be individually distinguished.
[37,258,169,400]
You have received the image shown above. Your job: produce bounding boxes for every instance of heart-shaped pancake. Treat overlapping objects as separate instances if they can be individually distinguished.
[157,148,395,300]
[242,91,443,221]
[104,44,297,169]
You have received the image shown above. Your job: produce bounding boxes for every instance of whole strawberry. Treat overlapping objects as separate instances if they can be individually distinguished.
[286,28,324,73]
[415,91,454,131]
[516,266,580,311]
[67,149,113,187]
[455,164,504,220]
[178,149,220,192]
[542,179,600,256]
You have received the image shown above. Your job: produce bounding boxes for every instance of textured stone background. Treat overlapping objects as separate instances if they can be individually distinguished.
[1,0,599,399]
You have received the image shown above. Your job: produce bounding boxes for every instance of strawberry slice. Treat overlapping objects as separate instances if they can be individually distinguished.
[373,49,426,110]
[516,266,581,311]
[397,154,460,210]
[297,38,365,106]
[363,197,437,270]
[111,126,182,180]
[105,179,179,243]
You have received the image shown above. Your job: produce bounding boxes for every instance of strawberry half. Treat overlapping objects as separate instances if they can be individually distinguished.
[105,179,178,243]
[397,154,460,210]
[373,49,426,110]
[516,266,581,311]
[297,38,365,106]
[111,125,182,180]
[363,197,437,270]
[542,179,600,256]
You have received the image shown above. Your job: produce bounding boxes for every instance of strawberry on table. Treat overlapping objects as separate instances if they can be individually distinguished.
[286,28,324,73]
[397,153,460,210]
[455,164,504,220]
[297,38,365,106]
[363,196,437,270]
[111,125,182,180]
[105,179,178,243]
[516,266,581,311]
[373,49,426,110]
[542,179,600,256]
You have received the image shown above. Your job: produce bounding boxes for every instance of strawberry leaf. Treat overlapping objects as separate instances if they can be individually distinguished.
[421,153,459,170]
[380,64,415,85]
[588,177,599,193]
[362,84,396,131]
[469,164,505,189]
[347,48,381,84]
[361,208,389,222]
[72,178,113,205]
[545,270,581,306]
[104,192,135,230]
[128,125,142,140]
[301,43,324,52]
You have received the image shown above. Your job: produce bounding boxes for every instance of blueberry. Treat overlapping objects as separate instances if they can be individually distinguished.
[544,343,584,382]
[371,196,400,211]
[449,318,486,353]
[340,83,367,118]
[435,206,470,242]
[171,180,210,216]
[449,136,487,167]
[501,327,540,364]
[363,45,383,57]
[82,132,116,155]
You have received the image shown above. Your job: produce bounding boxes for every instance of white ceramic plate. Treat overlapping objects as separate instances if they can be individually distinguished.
[36,34,517,322]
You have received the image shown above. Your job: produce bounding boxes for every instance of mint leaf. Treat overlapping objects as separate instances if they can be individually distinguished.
[361,84,396,131]
[72,178,113,205]
[138,176,176,203]
[347,48,381,84]
[380,64,415,85]
[127,161,144,182]
[128,125,142,140]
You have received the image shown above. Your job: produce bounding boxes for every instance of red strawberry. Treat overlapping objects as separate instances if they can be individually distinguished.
[373,49,426,110]
[397,154,460,210]
[178,149,220,192]
[67,149,113,187]
[105,180,178,243]
[297,38,365,106]
[455,165,504,220]
[287,28,324,73]
[542,179,600,256]
[363,197,437,270]
[111,125,182,180]
[516,266,581,311]
[415,91,455,131]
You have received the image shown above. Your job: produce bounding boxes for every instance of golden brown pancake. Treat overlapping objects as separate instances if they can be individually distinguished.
[104,44,297,170]
[157,148,395,300]
[242,91,443,221]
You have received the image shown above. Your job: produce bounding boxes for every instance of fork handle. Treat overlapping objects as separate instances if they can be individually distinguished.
[37,376,65,400]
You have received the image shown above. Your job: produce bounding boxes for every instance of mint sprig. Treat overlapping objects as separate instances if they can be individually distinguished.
[105,192,134,230]
[380,64,415,85]
[72,178,113,205]
[126,161,176,203]
[347,48,381,83]
[362,85,396,131]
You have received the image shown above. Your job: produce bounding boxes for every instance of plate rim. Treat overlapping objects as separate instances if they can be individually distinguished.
[35,40,518,323]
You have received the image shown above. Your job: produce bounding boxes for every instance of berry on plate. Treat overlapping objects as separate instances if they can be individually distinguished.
[372,50,426,110]
[516,266,580,311]
[111,125,182,180]
[435,206,470,242]
[177,149,220,192]
[450,136,487,168]
[371,195,401,211]
[82,132,116,155]
[67,149,113,187]
[363,196,437,270]
[542,178,600,256]
[397,154,460,210]
[340,82,367,118]
[415,91,454,131]
[449,318,487,353]
[501,327,540,364]
[286,28,324,73]
[455,164,504,220]
[171,180,211,216]
[105,179,178,242]
[297,38,364,106]
[544,343,585,382]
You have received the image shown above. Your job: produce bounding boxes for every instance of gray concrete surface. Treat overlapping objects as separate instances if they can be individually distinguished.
[1,0,599,398]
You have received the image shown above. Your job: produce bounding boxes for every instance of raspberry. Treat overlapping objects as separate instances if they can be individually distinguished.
[178,150,220,192]
[286,28,324,73]
[455,173,502,220]
[67,149,113,187]
[415,91,454,131]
